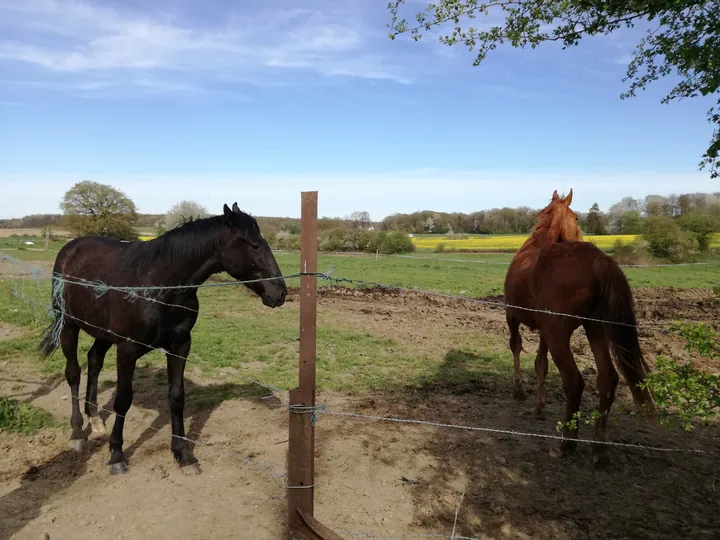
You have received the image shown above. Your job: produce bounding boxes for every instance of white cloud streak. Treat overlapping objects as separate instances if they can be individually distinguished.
[0,0,414,95]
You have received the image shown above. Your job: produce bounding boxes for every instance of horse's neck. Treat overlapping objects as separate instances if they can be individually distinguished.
[156,240,223,288]
[518,225,556,253]
[183,255,223,287]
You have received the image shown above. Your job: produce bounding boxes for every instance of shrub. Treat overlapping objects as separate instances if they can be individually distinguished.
[641,216,698,261]
[640,323,720,431]
[320,228,345,252]
[678,213,717,252]
[558,322,720,434]
[272,230,300,250]
[610,239,654,266]
[379,230,415,254]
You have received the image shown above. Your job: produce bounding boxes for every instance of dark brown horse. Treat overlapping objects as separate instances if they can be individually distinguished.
[504,190,654,456]
[39,203,287,475]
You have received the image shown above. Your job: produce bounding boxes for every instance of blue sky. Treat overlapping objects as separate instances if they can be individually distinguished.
[0,0,716,220]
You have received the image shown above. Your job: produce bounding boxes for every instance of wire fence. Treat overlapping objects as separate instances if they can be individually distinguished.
[2,251,706,331]
[1,249,718,539]
[272,249,720,269]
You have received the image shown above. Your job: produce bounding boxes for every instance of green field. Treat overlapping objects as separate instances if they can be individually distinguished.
[0,249,717,399]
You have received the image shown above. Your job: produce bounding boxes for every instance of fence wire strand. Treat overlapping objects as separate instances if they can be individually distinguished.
[1,248,718,540]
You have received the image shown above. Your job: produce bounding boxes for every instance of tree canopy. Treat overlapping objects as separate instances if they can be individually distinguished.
[60,180,138,240]
[162,200,210,232]
[387,0,720,177]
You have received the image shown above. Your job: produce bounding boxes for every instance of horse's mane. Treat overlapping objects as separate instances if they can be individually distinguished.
[118,212,256,273]
[531,204,556,235]
[518,199,574,252]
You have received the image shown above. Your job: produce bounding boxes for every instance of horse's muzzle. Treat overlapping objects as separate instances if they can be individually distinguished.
[262,287,287,308]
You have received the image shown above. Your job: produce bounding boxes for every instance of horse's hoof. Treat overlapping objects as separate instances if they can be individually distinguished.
[512,386,526,401]
[69,439,86,452]
[549,446,565,458]
[534,409,546,420]
[89,417,106,434]
[109,462,129,475]
[180,463,201,476]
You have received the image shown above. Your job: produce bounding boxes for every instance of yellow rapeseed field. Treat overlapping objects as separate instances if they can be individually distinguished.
[412,233,720,252]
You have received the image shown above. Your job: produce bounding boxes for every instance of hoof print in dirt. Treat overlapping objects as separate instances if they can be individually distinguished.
[150,464,169,480]
[109,461,129,475]
[69,439,86,452]
[180,463,201,476]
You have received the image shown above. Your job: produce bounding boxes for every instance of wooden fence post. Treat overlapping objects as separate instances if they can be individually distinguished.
[287,191,343,540]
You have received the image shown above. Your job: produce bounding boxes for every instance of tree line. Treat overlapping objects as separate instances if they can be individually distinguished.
[2,182,719,249]
[379,193,720,235]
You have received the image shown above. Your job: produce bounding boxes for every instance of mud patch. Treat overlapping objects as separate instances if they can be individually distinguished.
[0,322,23,341]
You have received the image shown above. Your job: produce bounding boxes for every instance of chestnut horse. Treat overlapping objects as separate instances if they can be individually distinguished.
[504,190,654,456]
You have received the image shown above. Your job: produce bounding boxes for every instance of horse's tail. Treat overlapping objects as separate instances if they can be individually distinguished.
[593,256,655,415]
[38,275,63,360]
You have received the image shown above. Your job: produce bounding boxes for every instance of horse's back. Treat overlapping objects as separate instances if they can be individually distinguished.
[55,236,130,279]
[533,241,611,316]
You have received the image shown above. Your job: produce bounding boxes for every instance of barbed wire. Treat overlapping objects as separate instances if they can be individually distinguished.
[8,257,706,458]
[340,531,481,540]
[307,410,712,455]
[318,275,703,330]
[3,249,718,332]
[395,254,720,269]
[13,269,697,332]
[2,277,313,489]
[269,249,720,269]
[2,249,717,540]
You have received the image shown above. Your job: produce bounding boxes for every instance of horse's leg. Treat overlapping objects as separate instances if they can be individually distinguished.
[546,333,585,458]
[108,343,138,474]
[584,322,618,466]
[507,315,525,400]
[534,336,549,418]
[61,323,85,451]
[84,339,112,434]
[166,335,200,475]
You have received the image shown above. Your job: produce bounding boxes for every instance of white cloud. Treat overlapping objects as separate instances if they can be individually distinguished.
[0,0,414,95]
[1,169,716,220]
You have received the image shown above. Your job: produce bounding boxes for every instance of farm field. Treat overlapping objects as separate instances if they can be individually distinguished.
[1,249,719,539]
[411,232,720,252]
[0,228,71,238]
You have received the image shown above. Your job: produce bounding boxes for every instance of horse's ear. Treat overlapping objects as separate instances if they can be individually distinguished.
[223,204,233,219]
[562,188,573,206]
[232,202,240,213]
[552,190,559,201]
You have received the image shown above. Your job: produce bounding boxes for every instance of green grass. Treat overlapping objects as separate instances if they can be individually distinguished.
[0,276,533,393]
[0,396,60,435]
[270,251,720,296]
[0,248,717,398]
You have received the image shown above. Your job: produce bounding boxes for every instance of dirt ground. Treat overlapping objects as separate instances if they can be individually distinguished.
[1,287,719,540]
